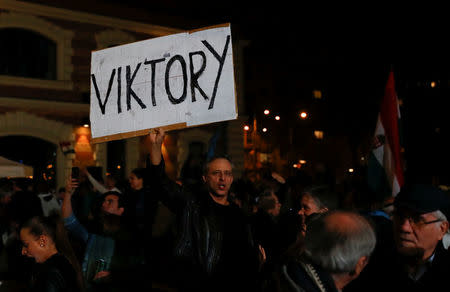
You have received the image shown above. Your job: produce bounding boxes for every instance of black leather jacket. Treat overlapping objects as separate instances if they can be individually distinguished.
[148,159,258,277]
[30,253,79,292]
[280,256,339,292]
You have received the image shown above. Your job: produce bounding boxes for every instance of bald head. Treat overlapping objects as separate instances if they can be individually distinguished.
[324,212,369,233]
[304,211,376,274]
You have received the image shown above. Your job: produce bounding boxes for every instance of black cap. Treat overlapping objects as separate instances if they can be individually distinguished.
[394,184,450,219]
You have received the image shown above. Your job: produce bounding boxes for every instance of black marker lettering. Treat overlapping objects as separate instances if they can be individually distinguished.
[117,66,122,113]
[201,35,231,109]
[126,63,146,111]
[165,55,187,105]
[144,58,165,106]
[189,51,208,102]
[91,69,116,115]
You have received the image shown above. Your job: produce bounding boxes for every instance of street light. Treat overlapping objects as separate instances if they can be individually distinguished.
[244,125,250,131]
[264,109,270,115]
[262,127,268,133]
[275,115,280,120]
[299,111,308,119]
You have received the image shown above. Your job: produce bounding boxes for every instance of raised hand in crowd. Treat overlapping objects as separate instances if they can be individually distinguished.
[61,175,79,219]
[148,127,165,165]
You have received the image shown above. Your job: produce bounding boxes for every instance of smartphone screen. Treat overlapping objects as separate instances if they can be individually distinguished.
[71,167,79,179]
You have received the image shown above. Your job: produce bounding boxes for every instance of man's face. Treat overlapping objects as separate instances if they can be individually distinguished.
[102,194,124,216]
[298,194,322,218]
[393,207,447,259]
[269,193,282,217]
[105,177,116,189]
[203,158,233,198]
[129,173,143,191]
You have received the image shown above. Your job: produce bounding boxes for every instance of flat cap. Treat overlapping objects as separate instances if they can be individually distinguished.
[394,184,450,219]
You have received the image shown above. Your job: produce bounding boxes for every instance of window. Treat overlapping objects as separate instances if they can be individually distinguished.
[0,28,56,80]
[314,130,324,139]
[313,90,322,99]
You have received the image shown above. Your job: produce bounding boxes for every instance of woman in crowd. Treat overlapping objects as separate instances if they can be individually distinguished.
[20,213,83,292]
[297,184,337,236]
[125,168,147,222]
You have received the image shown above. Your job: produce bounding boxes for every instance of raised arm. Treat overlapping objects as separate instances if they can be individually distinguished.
[61,174,89,243]
[147,128,188,213]
[83,168,108,194]
[148,127,165,165]
[61,176,78,219]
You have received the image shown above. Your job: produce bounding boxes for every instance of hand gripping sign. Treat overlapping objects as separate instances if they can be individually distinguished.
[90,24,237,143]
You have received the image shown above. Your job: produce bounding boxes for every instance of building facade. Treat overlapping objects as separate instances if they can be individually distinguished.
[0,0,246,188]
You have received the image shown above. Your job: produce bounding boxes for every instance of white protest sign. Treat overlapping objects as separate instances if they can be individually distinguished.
[90,24,237,143]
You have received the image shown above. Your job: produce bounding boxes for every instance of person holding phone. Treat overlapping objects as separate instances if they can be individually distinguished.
[71,167,80,180]
[61,173,141,291]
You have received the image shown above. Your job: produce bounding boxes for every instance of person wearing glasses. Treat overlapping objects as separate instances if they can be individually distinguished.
[148,128,262,292]
[344,184,450,292]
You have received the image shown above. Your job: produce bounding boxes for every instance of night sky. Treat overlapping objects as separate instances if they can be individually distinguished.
[149,6,449,183]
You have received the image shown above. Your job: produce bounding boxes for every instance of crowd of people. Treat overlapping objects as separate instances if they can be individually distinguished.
[1,128,450,292]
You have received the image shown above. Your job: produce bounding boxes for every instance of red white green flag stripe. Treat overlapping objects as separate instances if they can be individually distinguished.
[368,71,404,197]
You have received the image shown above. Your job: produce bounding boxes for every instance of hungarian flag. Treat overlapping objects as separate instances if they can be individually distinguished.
[368,71,404,198]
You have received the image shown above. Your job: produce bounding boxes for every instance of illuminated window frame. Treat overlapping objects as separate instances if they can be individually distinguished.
[313,89,322,99]
[314,130,324,139]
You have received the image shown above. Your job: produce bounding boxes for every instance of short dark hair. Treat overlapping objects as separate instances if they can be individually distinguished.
[202,154,233,175]
[106,174,117,182]
[131,168,146,180]
[101,191,125,208]
[13,178,31,191]
[257,188,277,212]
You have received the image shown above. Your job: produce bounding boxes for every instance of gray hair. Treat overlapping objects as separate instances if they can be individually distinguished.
[304,210,376,274]
[432,210,448,222]
[302,185,338,210]
[432,210,449,235]
[202,155,233,175]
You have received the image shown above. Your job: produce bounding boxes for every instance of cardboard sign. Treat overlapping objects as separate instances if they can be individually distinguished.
[90,24,237,143]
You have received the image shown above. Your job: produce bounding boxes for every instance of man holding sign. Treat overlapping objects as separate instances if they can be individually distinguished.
[148,128,261,292]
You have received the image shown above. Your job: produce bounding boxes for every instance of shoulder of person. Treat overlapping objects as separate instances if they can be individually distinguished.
[433,242,450,268]
[41,255,74,288]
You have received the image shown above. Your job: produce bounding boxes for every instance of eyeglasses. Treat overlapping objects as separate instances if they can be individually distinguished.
[209,170,233,178]
[393,210,443,228]
[103,198,118,205]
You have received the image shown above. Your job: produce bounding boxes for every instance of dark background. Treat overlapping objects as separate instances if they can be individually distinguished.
[9,2,450,184]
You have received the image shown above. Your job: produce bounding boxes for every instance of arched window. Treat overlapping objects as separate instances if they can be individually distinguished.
[0,28,57,80]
